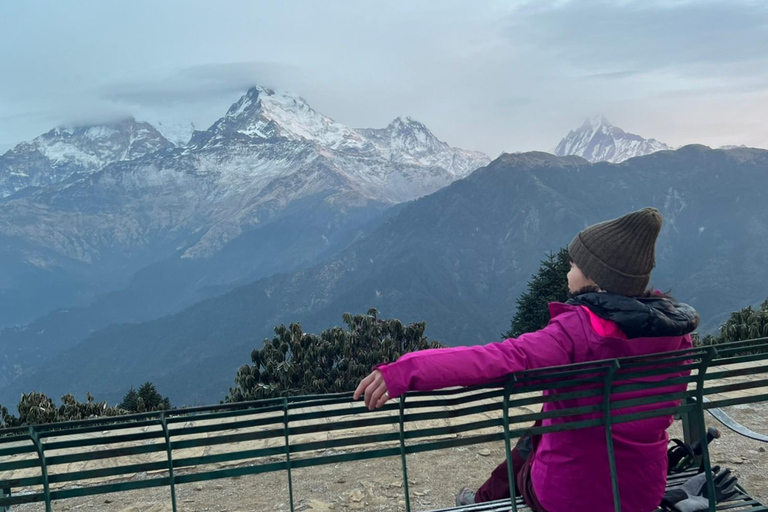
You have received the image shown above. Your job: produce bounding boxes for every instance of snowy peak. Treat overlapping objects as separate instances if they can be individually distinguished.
[584,115,613,133]
[387,115,431,134]
[207,86,367,150]
[34,118,172,165]
[0,118,172,198]
[4,118,173,171]
[386,116,447,154]
[357,116,490,176]
[554,116,671,163]
[360,116,446,158]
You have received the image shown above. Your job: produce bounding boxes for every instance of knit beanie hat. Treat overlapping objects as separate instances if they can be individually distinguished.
[568,207,663,297]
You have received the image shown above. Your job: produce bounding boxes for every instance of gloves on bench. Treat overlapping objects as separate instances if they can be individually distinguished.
[661,466,739,512]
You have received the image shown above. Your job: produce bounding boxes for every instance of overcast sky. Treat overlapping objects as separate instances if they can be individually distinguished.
[1,0,767,156]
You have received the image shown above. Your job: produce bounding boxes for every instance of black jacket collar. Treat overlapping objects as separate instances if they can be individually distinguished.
[566,292,700,339]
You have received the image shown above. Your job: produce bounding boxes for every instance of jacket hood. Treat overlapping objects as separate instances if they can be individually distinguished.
[566,292,700,339]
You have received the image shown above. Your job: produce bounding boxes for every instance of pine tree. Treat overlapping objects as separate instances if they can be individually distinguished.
[141,384,171,411]
[225,309,443,402]
[699,297,768,351]
[503,248,571,338]
[119,388,140,412]
[118,383,171,413]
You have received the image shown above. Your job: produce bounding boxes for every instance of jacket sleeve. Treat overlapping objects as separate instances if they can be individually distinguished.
[378,315,577,399]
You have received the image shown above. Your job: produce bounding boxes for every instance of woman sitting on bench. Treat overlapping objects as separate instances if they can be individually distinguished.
[355,207,703,512]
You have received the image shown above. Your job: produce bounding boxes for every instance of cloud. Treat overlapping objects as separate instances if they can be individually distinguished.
[102,62,308,107]
[504,0,768,78]
[580,71,641,80]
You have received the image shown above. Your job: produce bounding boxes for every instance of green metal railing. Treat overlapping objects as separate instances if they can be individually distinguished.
[1,337,767,512]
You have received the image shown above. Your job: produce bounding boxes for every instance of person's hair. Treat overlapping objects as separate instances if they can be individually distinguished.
[568,285,600,299]
[641,288,676,301]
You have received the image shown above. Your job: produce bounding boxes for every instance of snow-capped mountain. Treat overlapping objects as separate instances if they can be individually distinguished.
[0,86,490,325]
[0,118,172,197]
[554,116,671,163]
[358,116,489,177]
[183,86,490,206]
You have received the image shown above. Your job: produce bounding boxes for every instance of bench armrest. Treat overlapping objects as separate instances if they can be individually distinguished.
[703,397,768,443]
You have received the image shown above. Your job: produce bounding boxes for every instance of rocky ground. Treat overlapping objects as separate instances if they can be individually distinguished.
[9,403,767,512]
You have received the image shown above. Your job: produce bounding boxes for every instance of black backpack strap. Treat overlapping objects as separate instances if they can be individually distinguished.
[667,438,695,474]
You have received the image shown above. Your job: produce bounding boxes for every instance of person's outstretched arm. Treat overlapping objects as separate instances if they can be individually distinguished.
[354,312,577,410]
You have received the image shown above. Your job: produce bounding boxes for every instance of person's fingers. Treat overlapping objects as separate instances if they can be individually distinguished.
[367,381,388,411]
[711,465,721,474]
[354,373,374,400]
[364,378,380,408]
[362,381,375,408]
[374,388,391,409]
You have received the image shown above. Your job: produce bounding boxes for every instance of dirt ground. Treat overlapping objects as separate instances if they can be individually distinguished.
[9,403,767,512]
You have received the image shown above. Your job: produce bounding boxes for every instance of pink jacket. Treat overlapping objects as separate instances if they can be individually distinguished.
[378,302,693,512]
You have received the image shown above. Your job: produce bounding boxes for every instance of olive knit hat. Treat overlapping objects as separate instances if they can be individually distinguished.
[568,207,663,297]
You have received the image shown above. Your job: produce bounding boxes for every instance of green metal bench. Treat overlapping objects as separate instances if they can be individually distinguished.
[1,337,767,512]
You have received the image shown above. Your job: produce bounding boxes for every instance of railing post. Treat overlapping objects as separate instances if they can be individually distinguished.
[695,348,717,512]
[398,395,412,512]
[1,483,10,512]
[283,398,295,512]
[28,425,52,512]
[159,411,178,512]
[502,376,519,512]
[602,361,621,512]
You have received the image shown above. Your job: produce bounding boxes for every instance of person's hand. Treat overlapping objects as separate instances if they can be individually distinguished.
[353,370,390,410]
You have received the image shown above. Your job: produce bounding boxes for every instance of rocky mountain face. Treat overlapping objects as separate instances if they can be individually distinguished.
[554,116,672,163]
[3,146,765,406]
[0,86,489,388]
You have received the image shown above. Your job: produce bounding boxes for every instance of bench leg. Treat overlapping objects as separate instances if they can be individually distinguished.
[681,396,704,467]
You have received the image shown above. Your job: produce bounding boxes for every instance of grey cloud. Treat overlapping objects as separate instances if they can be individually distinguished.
[506,0,768,76]
[177,62,304,88]
[580,71,641,80]
[103,62,308,107]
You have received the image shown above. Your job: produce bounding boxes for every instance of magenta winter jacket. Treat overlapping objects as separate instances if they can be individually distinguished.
[378,297,697,512]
